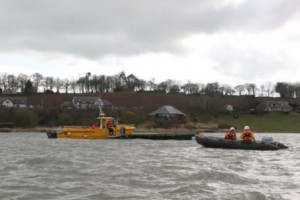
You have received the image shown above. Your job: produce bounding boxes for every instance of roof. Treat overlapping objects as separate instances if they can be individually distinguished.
[72,96,113,106]
[0,97,27,105]
[149,105,186,116]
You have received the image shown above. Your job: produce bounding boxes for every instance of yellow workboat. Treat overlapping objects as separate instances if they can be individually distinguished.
[46,97,135,139]
[46,116,135,139]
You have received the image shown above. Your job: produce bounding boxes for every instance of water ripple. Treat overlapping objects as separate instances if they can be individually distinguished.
[0,133,299,200]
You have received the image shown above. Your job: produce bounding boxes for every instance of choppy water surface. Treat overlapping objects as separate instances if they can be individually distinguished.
[0,132,299,200]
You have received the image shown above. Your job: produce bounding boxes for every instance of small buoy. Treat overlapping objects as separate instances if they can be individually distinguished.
[83,134,88,138]
[67,132,71,136]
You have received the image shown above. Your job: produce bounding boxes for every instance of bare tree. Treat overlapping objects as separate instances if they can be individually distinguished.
[259,85,265,97]
[7,74,18,93]
[44,76,55,91]
[264,82,274,97]
[248,83,257,95]
[146,79,158,91]
[234,85,245,96]
[70,79,78,93]
[54,78,64,93]
[0,73,8,91]
[126,74,139,92]
[204,82,221,96]
[77,77,86,93]
[220,84,234,96]
[31,73,43,93]
[17,74,28,93]
[182,82,199,95]
[135,79,146,91]
[63,78,70,93]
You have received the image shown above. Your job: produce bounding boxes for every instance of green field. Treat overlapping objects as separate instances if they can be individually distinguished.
[216,112,300,133]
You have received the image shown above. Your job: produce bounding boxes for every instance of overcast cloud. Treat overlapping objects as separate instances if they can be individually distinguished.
[1,0,300,86]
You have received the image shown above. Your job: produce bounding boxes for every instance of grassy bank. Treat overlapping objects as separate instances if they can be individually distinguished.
[1,112,300,133]
[215,112,300,133]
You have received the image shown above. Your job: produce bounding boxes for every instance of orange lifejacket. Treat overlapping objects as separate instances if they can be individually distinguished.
[106,121,113,128]
[225,131,236,140]
[243,131,252,141]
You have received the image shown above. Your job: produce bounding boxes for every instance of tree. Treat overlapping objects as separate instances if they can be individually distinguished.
[85,72,91,92]
[157,81,169,93]
[220,84,234,96]
[234,85,245,96]
[275,82,289,98]
[24,80,34,94]
[146,79,158,91]
[0,73,8,91]
[245,83,257,96]
[31,73,43,93]
[260,85,265,97]
[77,77,86,93]
[169,85,180,94]
[114,71,127,92]
[63,78,70,93]
[44,76,55,91]
[54,78,64,93]
[182,82,199,95]
[126,74,139,92]
[264,82,274,97]
[204,82,221,96]
[17,74,28,93]
[70,79,78,93]
[7,74,18,93]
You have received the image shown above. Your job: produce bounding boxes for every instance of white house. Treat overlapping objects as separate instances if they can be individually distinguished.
[0,97,27,108]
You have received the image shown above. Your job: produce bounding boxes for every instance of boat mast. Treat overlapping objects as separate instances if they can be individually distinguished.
[96,97,105,116]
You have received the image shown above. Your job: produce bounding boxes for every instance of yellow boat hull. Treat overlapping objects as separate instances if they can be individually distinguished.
[46,116,135,139]
[57,126,135,139]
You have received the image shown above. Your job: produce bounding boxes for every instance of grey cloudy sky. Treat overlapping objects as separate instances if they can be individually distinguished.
[1,0,300,86]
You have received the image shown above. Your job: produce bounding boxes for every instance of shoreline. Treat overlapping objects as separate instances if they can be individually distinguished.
[0,127,299,134]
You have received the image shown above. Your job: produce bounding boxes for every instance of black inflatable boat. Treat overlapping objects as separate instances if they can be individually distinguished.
[195,133,288,150]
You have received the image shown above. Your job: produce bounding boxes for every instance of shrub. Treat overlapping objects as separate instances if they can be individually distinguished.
[14,109,38,128]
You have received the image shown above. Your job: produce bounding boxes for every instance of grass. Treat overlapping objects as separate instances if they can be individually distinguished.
[215,112,300,133]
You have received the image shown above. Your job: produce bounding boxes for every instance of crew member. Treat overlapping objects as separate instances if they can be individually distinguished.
[106,120,114,136]
[240,126,255,142]
[224,127,236,140]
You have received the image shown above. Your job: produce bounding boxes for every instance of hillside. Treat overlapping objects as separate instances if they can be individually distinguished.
[1,92,300,132]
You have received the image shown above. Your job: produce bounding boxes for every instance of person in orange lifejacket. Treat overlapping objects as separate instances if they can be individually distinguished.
[106,120,114,135]
[91,121,98,129]
[240,126,255,142]
[224,127,237,140]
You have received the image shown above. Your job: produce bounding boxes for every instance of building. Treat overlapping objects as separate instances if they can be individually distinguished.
[72,97,113,109]
[0,97,27,108]
[258,101,292,112]
[148,105,186,122]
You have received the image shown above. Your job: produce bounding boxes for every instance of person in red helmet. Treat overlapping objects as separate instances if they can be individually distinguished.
[240,126,255,142]
[224,127,237,140]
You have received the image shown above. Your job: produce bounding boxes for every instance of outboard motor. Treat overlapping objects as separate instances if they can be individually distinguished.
[262,136,274,144]
[119,127,126,138]
[46,130,57,139]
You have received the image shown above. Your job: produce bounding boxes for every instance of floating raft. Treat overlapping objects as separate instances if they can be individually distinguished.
[127,132,195,140]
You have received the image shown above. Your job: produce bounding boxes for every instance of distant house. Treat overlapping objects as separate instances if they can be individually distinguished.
[258,101,292,112]
[0,97,27,108]
[60,101,73,109]
[148,105,186,122]
[72,97,113,109]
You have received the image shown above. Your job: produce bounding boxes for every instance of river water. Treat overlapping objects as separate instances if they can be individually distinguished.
[0,132,299,200]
